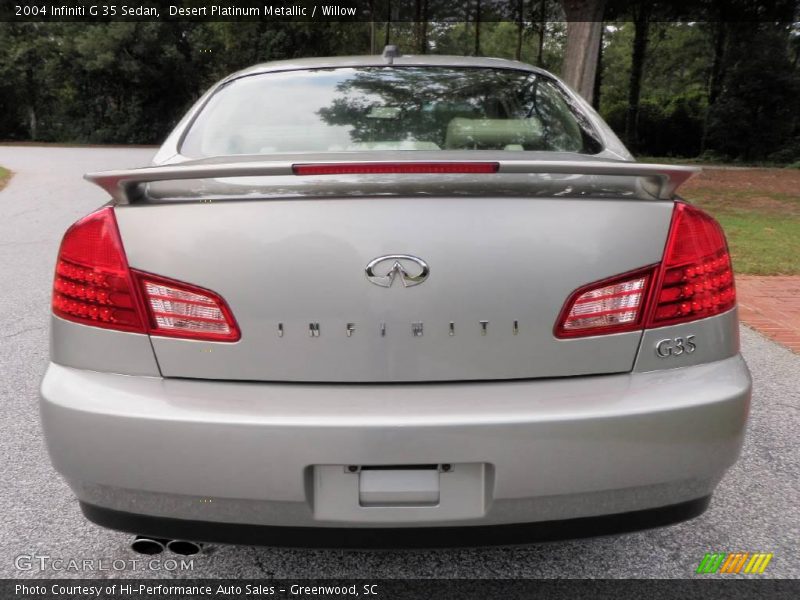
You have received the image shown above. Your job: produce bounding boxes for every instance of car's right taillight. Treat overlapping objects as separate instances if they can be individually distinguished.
[52,206,147,333]
[555,202,735,338]
[647,202,736,327]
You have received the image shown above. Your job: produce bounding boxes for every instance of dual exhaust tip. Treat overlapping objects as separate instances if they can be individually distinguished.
[130,536,203,556]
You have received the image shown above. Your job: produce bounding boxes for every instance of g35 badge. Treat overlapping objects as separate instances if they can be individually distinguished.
[656,335,697,358]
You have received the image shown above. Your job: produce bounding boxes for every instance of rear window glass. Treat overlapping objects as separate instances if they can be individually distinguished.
[180,67,603,157]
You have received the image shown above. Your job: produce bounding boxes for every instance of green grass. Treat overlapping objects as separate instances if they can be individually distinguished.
[709,213,800,275]
[637,155,799,169]
[682,184,800,275]
[0,166,11,192]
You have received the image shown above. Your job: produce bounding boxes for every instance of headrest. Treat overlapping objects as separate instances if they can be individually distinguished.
[445,117,543,149]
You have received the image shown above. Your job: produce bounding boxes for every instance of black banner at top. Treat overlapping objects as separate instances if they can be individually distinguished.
[2,0,799,23]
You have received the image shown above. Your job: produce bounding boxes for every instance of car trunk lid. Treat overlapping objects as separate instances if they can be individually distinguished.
[110,191,680,382]
[97,155,694,382]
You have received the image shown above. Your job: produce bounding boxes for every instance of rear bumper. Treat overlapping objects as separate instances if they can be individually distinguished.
[40,355,750,539]
[80,496,711,549]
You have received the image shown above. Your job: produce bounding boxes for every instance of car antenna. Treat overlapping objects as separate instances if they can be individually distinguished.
[382,45,400,64]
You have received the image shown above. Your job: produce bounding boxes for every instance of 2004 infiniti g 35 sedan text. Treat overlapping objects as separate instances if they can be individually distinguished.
[40,49,751,549]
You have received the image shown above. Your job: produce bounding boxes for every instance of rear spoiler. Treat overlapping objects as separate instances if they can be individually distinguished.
[85,159,700,205]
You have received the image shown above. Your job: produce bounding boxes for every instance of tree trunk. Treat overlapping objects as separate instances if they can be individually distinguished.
[561,0,606,103]
[707,23,727,107]
[384,0,391,46]
[537,0,546,66]
[474,0,481,56]
[25,66,38,140]
[369,0,375,53]
[515,0,524,61]
[420,0,428,54]
[624,5,650,151]
[28,106,37,141]
[414,0,422,53]
[701,22,727,153]
[592,24,604,109]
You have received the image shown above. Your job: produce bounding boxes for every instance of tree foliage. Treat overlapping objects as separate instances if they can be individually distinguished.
[0,22,371,144]
[0,19,798,162]
[704,22,800,161]
[599,20,800,161]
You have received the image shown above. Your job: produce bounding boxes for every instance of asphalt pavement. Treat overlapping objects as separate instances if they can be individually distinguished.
[0,145,797,579]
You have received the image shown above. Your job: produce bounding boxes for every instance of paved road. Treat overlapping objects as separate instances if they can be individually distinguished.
[0,146,798,579]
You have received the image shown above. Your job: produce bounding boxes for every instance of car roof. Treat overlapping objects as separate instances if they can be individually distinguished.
[224,54,549,83]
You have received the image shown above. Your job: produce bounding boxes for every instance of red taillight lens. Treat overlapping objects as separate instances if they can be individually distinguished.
[649,202,735,326]
[52,207,239,342]
[555,202,735,338]
[134,272,240,342]
[292,162,499,175]
[52,207,146,333]
[555,268,655,338]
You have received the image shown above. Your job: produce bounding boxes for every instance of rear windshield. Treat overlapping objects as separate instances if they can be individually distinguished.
[180,67,603,157]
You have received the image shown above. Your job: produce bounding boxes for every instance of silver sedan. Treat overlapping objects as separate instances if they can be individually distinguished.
[40,50,750,550]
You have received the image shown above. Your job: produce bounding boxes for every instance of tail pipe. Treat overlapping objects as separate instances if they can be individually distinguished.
[130,536,168,555]
[166,540,204,556]
[130,536,204,556]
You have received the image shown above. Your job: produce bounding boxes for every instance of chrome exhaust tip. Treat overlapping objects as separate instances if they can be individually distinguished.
[166,540,204,556]
[130,536,167,555]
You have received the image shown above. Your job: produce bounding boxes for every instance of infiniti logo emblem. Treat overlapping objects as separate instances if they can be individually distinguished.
[365,254,430,288]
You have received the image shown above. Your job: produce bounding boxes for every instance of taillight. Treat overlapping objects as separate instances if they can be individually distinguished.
[555,267,655,338]
[555,202,735,338]
[52,207,239,342]
[52,207,146,333]
[134,272,240,341]
[649,202,735,326]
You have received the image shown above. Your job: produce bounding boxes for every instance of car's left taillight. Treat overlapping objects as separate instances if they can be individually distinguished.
[52,206,239,341]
